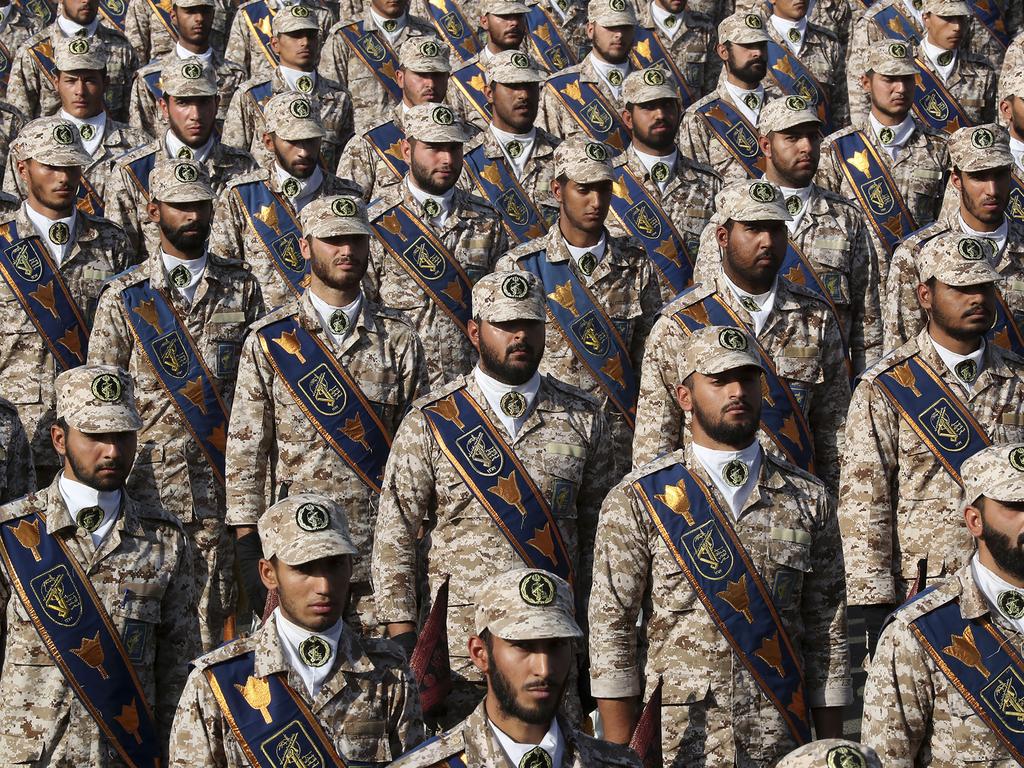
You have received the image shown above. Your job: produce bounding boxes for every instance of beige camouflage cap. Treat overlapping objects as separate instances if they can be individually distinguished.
[472,271,546,323]
[404,102,469,143]
[150,158,215,203]
[475,569,582,640]
[948,124,1013,172]
[18,116,92,166]
[716,179,791,223]
[681,325,764,380]
[486,50,545,85]
[173,0,215,8]
[56,365,143,433]
[399,36,451,73]
[622,67,679,105]
[272,2,319,34]
[161,56,218,97]
[258,493,359,566]
[554,134,613,183]
[480,0,529,15]
[264,92,326,140]
[54,35,107,71]
[961,443,1024,507]
[300,194,374,238]
[588,0,637,26]
[718,12,771,44]
[922,0,970,14]
[917,232,1000,286]
[758,95,821,134]
[866,39,918,77]
[1003,69,1024,100]
[777,740,882,768]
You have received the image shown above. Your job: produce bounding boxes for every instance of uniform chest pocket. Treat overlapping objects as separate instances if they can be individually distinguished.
[272,383,319,443]
[773,354,822,414]
[768,530,812,611]
[338,717,393,765]
[808,245,852,306]
[455,231,494,282]
[545,442,586,518]
[114,591,162,667]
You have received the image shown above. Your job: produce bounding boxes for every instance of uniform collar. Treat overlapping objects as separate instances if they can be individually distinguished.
[164,129,215,162]
[175,42,214,63]
[958,213,1008,263]
[868,113,916,158]
[23,201,77,266]
[307,288,362,345]
[278,64,318,94]
[274,162,323,211]
[921,35,956,82]
[161,249,208,305]
[769,13,807,54]
[405,176,455,226]
[56,12,98,36]
[971,553,1024,633]
[273,608,345,698]
[691,440,762,520]
[723,80,764,125]
[59,108,105,155]
[488,714,564,768]
[720,269,778,335]
[649,1,684,39]
[930,334,986,390]
[472,365,541,440]
[369,6,407,42]
[57,473,122,546]
[587,52,630,99]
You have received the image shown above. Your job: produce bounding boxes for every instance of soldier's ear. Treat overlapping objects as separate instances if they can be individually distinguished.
[621,107,633,132]
[550,176,562,202]
[859,73,871,94]
[483,83,494,106]
[675,382,693,412]
[757,132,771,158]
[299,235,312,262]
[15,158,27,183]
[586,21,595,41]
[401,138,412,164]
[951,169,963,192]
[715,224,730,251]
[258,558,279,591]
[270,35,281,56]
[964,499,986,540]
[262,131,276,153]
[50,422,67,460]
[917,281,933,312]
[467,635,490,673]
[146,200,160,224]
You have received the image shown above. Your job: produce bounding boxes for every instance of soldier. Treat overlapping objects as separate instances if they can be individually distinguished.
[0,401,33,502]
[0,116,131,482]
[372,270,612,724]
[778,740,882,767]
[497,136,659,479]
[225,0,334,82]
[885,124,1024,352]
[0,364,200,765]
[1002,68,1024,179]
[589,323,850,765]
[523,0,589,76]
[6,0,138,122]
[106,57,256,255]
[632,0,717,103]
[222,4,355,171]
[391,569,643,768]
[124,0,232,66]
[170,493,425,767]
[366,101,505,388]
[634,179,850,495]
[862,442,1024,766]
[999,33,1024,104]
[226,194,426,633]
[0,0,42,100]
[128,0,247,137]
[838,232,1024,655]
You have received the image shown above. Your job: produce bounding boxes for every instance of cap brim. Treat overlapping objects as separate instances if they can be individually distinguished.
[957,150,1014,172]
[487,611,584,640]
[163,86,219,98]
[480,306,546,323]
[67,407,143,434]
[273,125,328,141]
[984,480,1024,504]
[730,206,792,222]
[933,264,1000,286]
[408,127,470,143]
[274,21,321,34]
[564,165,614,184]
[156,184,216,203]
[696,353,765,377]
[763,113,823,133]
[628,87,681,104]
[490,71,545,84]
[726,31,771,44]
[306,221,374,238]
[871,63,919,77]
[484,2,530,13]
[592,12,637,25]
[32,148,94,167]
[276,531,359,566]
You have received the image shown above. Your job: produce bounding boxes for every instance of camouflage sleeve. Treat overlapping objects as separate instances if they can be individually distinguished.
[632,315,684,467]
[221,91,251,156]
[129,73,160,138]
[2,152,21,198]
[809,311,850,498]
[845,24,871,127]
[318,28,349,88]
[105,164,145,256]
[536,83,566,138]
[394,330,428,422]
[882,241,925,352]
[849,214,883,373]
[2,408,35,499]
[631,255,661,372]
[5,48,40,121]
[86,286,134,369]
[224,12,253,78]
[209,185,246,262]
[678,109,712,167]
[168,667,230,768]
[388,660,427,757]
[336,135,375,202]
[124,0,152,63]
[813,142,844,195]
[574,407,613,628]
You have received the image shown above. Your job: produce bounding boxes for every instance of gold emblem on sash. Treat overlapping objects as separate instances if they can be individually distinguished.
[154,332,190,379]
[626,201,662,239]
[560,80,583,103]
[886,361,922,396]
[273,329,306,363]
[341,413,371,450]
[497,189,530,225]
[982,667,1024,733]
[570,311,610,355]
[236,675,273,724]
[922,398,970,451]
[548,282,578,315]
[528,523,558,564]
[718,573,753,623]
[725,121,759,158]
[298,363,348,416]
[755,632,786,677]
[456,426,503,476]
[12,518,42,562]
[358,32,386,62]
[601,353,627,388]
[920,89,949,121]
[582,99,613,132]
[28,280,57,318]
[114,700,143,744]
[405,237,446,280]
[261,721,326,767]
[71,630,109,678]
[133,299,162,333]
[257,202,281,235]
[656,479,695,525]
[426,395,465,428]
[682,520,732,580]
[490,471,527,516]
[181,377,208,414]
[861,177,895,215]
[30,565,83,627]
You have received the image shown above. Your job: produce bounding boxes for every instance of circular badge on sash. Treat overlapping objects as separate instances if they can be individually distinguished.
[500,391,527,418]
[76,506,104,533]
[91,373,122,402]
[299,636,331,667]
[723,459,749,487]
[296,502,330,531]
[519,572,556,605]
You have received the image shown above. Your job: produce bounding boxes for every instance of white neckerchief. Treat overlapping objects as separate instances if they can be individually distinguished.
[273,608,344,698]
[175,42,214,64]
[588,53,630,100]
[650,1,682,40]
[275,163,323,212]
[900,0,924,28]
[480,44,498,62]
[922,36,956,83]
[868,112,915,161]
[59,473,121,547]
[931,335,985,392]
[489,717,565,768]
[723,80,764,126]
[406,176,455,227]
[57,12,99,37]
[24,202,76,265]
[692,440,762,519]
[723,271,777,335]
[59,108,105,156]
[165,129,215,163]
[490,124,536,179]
[632,145,677,196]
[770,14,807,55]
[162,250,207,305]
[369,7,406,44]
[959,213,1008,266]
[279,64,318,94]
[563,231,607,278]
[775,181,812,234]
[972,553,1024,635]
[309,289,362,346]
[473,366,541,440]
[1011,135,1024,175]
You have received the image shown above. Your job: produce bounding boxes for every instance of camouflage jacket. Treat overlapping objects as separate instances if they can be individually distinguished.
[634,2,719,98]
[123,0,233,65]
[224,0,334,81]
[537,53,630,142]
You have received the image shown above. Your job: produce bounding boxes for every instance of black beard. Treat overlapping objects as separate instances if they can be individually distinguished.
[410,155,456,195]
[479,338,542,385]
[489,659,564,726]
[160,219,210,254]
[691,396,759,447]
[65,448,126,492]
[983,517,1024,582]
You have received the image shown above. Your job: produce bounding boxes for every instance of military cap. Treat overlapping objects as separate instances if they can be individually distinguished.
[622,67,679,105]
[947,124,1013,172]
[480,0,529,15]
[777,739,882,768]
[399,36,452,73]
[588,0,637,27]
[258,493,359,566]
[554,134,613,183]
[758,95,821,134]
[56,365,143,433]
[54,35,108,71]
[18,116,92,166]
[917,232,1000,286]
[922,0,969,15]
[161,56,218,97]
[272,2,319,34]
[716,179,791,223]
[475,569,583,640]
[1003,69,1024,101]
[681,325,764,381]
[263,92,326,140]
[150,158,215,203]
[961,443,1024,508]
[718,11,771,44]
[486,50,545,85]
[403,102,469,142]
[173,0,215,8]
[865,39,918,77]
[300,194,374,238]
[472,271,545,323]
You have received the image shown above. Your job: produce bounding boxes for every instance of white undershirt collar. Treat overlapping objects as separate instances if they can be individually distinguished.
[770,14,807,55]
[921,36,956,83]
[868,113,916,161]
[175,42,214,64]
[931,335,985,391]
[473,366,541,440]
[562,230,607,277]
[489,716,565,768]
[692,440,762,519]
[1010,136,1024,174]
[489,124,536,178]
[722,270,777,335]
[588,52,630,100]
[369,7,407,43]
[650,1,683,40]
[161,250,207,305]
[59,473,121,547]
[24,202,76,266]
[632,145,677,195]
[308,289,362,346]
[59,108,105,156]
[275,163,323,212]
[406,176,455,227]
[164,129,215,163]
[279,64,318,94]
[972,553,1024,634]
[57,13,99,37]
[273,608,344,698]
[723,80,764,126]
[958,213,1008,265]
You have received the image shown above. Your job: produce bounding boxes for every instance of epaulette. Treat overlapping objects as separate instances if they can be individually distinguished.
[659,281,714,317]
[543,373,602,408]
[189,634,258,673]
[248,300,302,333]
[411,375,470,410]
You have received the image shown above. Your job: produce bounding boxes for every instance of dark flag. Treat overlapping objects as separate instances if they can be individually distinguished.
[629,677,663,768]
[410,576,453,715]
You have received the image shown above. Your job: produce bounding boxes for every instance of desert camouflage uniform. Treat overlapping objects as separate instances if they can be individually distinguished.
[0,397,34,501]
[0,4,42,98]
[0,476,199,765]
[224,0,334,81]
[761,18,848,128]
[527,0,590,65]
[336,105,409,203]
[634,3,719,98]
[537,53,632,141]
[734,0,853,48]
[123,0,233,64]
[998,32,1024,102]
[588,446,851,767]
[0,100,25,171]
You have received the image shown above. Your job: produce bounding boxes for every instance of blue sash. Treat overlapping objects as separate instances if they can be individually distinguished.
[145,0,177,40]
[831,131,917,255]
[97,0,128,32]
[632,462,812,745]
[29,38,57,86]
[452,61,491,124]
[234,179,307,299]
[629,27,696,109]
[422,387,574,583]
[363,119,409,181]
[872,3,921,42]
[14,0,55,25]
[424,0,479,63]
[766,41,833,133]
[695,98,765,178]
[965,0,1010,48]
[76,176,105,219]
[204,650,349,768]
[0,220,88,371]
[0,39,13,94]
[1008,170,1024,226]
[526,4,577,73]
[121,280,229,483]
[0,508,161,767]
[910,59,972,135]
[608,164,693,294]
[257,315,392,494]
[124,151,158,200]
[544,72,630,154]
[370,203,473,334]
[142,67,163,102]
[670,292,816,473]
[463,144,547,245]
[519,251,638,427]
[991,292,1024,356]
[240,0,279,68]
[245,80,275,117]
[337,22,403,103]
[874,353,990,485]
